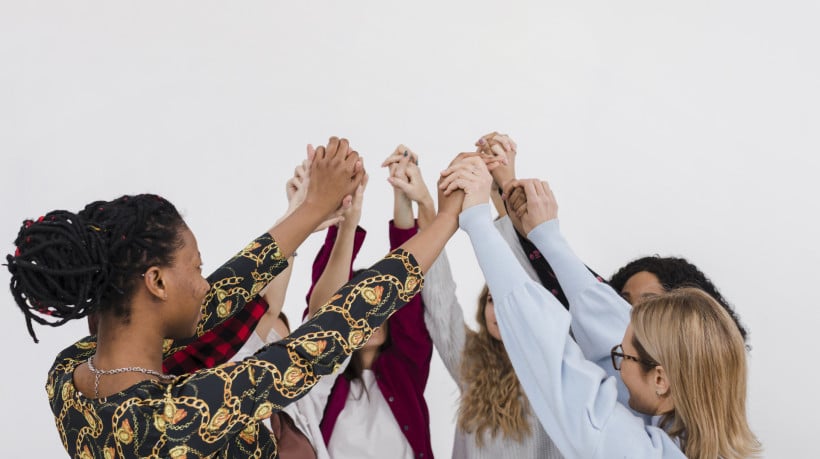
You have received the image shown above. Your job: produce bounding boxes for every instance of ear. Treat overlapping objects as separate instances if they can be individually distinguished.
[652,366,670,394]
[143,266,168,301]
[651,366,675,412]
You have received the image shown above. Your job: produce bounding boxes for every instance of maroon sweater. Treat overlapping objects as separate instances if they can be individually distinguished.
[304,223,434,459]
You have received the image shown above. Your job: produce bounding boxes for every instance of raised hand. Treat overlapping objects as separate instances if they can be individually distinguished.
[285,157,310,213]
[340,170,369,231]
[476,131,518,189]
[503,179,559,235]
[306,137,364,218]
[281,150,344,232]
[439,153,494,211]
[383,145,435,229]
[381,144,419,170]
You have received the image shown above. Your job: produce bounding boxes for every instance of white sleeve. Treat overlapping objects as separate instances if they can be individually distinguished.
[527,220,631,368]
[459,204,684,459]
[493,216,541,283]
[420,250,468,389]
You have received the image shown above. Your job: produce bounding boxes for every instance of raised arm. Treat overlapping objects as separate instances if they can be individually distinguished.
[172,157,468,449]
[164,141,361,357]
[505,179,631,367]
[383,145,436,229]
[458,175,681,458]
[379,148,438,382]
[420,250,468,386]
[306,174,368,318]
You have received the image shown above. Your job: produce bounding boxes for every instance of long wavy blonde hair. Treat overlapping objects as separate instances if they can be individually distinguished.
[457,285,531,446]
[631,288,761,459]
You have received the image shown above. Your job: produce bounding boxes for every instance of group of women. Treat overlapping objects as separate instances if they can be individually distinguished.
[8,133,760,458]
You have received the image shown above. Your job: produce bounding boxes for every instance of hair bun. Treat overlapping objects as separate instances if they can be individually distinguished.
[7,210,110,341]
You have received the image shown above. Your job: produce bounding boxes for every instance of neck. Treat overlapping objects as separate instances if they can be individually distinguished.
[94,312,166,372]
[358,346,380,370]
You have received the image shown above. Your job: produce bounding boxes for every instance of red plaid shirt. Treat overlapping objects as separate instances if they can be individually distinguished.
[162,297,268,375]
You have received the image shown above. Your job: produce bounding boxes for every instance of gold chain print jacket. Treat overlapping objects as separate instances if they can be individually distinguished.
[47,233,423,458]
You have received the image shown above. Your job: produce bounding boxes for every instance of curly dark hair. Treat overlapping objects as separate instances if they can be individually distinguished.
[7,194,186,342]
[609,256,748,343]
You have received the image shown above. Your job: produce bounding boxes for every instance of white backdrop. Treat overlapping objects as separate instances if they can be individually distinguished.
[1,1,817,457]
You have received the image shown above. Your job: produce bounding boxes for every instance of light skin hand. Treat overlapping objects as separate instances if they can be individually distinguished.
[340,171,368,232]
[388,160,432,205]
[384,145,435,229]
[384,146,414,228]
[476,132,518,190]
[438,154,494,210]
[401,162,436,228]
[381,145,419,169]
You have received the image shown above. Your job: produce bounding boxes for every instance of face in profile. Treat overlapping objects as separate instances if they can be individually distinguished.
[161,227,210,338]
[618,325,661,415]
[620,271,666,306]
[363,321,389,349]
[483,292,502,341]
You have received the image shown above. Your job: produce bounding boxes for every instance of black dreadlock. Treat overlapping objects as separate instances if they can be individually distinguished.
[6,194,186,342]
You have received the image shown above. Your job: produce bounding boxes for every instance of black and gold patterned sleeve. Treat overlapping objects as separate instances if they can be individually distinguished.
[157,249,423,455]
[163,233,289,358]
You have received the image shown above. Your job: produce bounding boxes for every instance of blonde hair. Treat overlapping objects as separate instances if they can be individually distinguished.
[631,288,761,459]
[457,285,531,446]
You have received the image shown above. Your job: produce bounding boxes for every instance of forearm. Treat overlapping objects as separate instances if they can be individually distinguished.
[490,188,507,217]
[308,225,357,317]
[527,220,630,363]
[393,191,415,229]
[269,203,328,258]
[396,213,458,273]
[261,256,294,319]
[420,251,468,385]
[459,204,656,458]
[257,258,294,339]
[416,197,436,230]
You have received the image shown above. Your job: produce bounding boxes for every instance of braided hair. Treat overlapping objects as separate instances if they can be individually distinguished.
[609,255,749,343]
[7,194,186,342]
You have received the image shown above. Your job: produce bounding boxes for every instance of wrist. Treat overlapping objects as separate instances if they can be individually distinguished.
[417,195,435,211]
[430,211,459,236]
[338,215,361,233]
[290,201,328,227]
[492,170,515,189]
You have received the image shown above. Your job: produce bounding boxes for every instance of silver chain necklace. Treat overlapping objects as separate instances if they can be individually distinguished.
[87,355,174,398]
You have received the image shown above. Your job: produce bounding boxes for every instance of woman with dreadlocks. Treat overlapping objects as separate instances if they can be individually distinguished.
[7,138,471,459]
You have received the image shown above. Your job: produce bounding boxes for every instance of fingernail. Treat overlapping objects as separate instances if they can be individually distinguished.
[403,150,408,157]
[478,138,485,145]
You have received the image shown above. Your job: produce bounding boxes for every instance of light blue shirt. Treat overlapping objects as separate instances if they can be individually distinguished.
[459,204,684,459]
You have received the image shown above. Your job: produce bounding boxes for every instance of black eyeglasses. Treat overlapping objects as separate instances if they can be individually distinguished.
[610,344,658,371]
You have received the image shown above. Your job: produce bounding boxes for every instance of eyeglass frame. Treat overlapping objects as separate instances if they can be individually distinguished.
[610,344,659,371]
